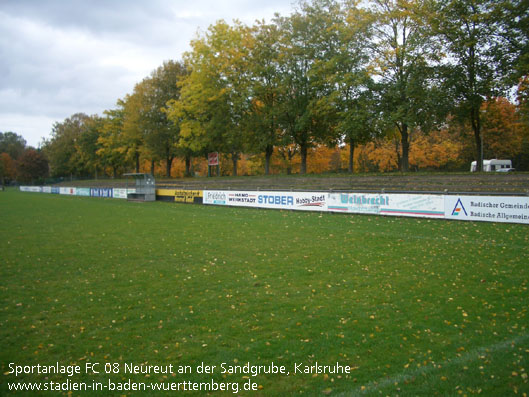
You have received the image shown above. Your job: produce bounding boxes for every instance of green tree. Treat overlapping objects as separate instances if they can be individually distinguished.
[273,1,340,174]
[245,20,283,175]
[43,113,90,177]
[432,0,519,171]
[97,107,130,178]
[74,115,104,178]
[0,132,26,160]
[496,0,529,83]
[119,94,144,174]
[313,0,377,173]
[139,61,187,178]
[169,21,250,176]
[369,0,442,172]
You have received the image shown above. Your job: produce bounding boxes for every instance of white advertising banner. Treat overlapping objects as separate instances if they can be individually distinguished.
[203,190,445,217]
[327,193,444,218]
[113,188,136,199]
[76,187,91,196]
[445,195,529,224]
[42,186,52,193]
[18,185,528,225]
[203,190,328,211]
[381,194,445,218]
[19,186,42,192]
[59,187,77,195]
[205,190,529,224]
[327,193,389,215]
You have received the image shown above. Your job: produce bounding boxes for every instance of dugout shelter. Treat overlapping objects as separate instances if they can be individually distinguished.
[124,173,156,202]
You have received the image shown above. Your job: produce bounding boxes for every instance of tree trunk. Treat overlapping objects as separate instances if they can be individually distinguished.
[471,107,483,172]
[150,160,155,176]
[166,157,173,178]
[232,153,238,176]
[264,145,273,175]
[400,123,409,172]
[300,144,308,174]
[348,137,355,173]
[184,154,192,177]
[135,151,140,173]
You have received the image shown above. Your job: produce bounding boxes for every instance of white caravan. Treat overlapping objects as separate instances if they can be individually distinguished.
[470,159,514,172]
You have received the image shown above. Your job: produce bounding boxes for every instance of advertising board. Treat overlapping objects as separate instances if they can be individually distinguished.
[19,186,42,193]
[174,189,203,204]
[327,193,389,215]
[203,190,327,212]
[381,194,445,218]
[18,185,529,225]
[113,188,135,199]
[205,190,451,220]
[59,187,76,195]
[321,193,446,218]
[445,195,529,224]
[76,188,91,196]
[90,188,113,198]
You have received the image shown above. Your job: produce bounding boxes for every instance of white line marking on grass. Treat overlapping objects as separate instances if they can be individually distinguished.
[341,332,529,396]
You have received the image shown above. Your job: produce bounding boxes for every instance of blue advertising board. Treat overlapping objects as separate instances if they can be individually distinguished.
[90,188,113,198]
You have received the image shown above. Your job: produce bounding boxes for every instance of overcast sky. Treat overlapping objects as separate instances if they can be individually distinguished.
[0,0,295,147]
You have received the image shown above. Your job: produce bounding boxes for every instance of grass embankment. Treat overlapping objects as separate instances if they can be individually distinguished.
[54,172,529,194]
[1,190,528,396]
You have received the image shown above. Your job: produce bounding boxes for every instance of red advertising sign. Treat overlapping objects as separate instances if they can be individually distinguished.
[208,152,219,166]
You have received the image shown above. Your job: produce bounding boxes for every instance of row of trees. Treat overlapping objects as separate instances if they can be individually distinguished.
[0,132,49,185]
[41,0,528,178]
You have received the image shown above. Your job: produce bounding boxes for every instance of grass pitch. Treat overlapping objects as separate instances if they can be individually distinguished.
[1,189,528,396]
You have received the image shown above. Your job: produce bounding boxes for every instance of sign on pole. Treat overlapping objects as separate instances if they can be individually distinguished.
[208,152,219,166]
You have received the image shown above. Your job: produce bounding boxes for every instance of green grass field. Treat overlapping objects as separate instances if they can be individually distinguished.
[1,189,528,396]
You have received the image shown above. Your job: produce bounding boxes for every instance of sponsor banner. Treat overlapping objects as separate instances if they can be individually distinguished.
[174,189,203,204]
[327,193,389,215]
[90,187,113,198]
[113,188,134,199]
[59,187,77,195]
[156,189,176,196]
[203,190,327,211]
[51,186,60,194]
[327,193,444,218]
[384,194,445,218]
[76,187,91,197]
[205,190,446,220]
[155,189,175,202]
[113,188,126,199]
[19,186,42,192]
[445,195,529,224]
[42,186,52,193]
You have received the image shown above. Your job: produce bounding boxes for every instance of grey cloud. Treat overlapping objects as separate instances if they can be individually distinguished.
[0,0,293,147]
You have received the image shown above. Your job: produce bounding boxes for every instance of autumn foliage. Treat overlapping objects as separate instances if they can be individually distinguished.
[16,0,529,178]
